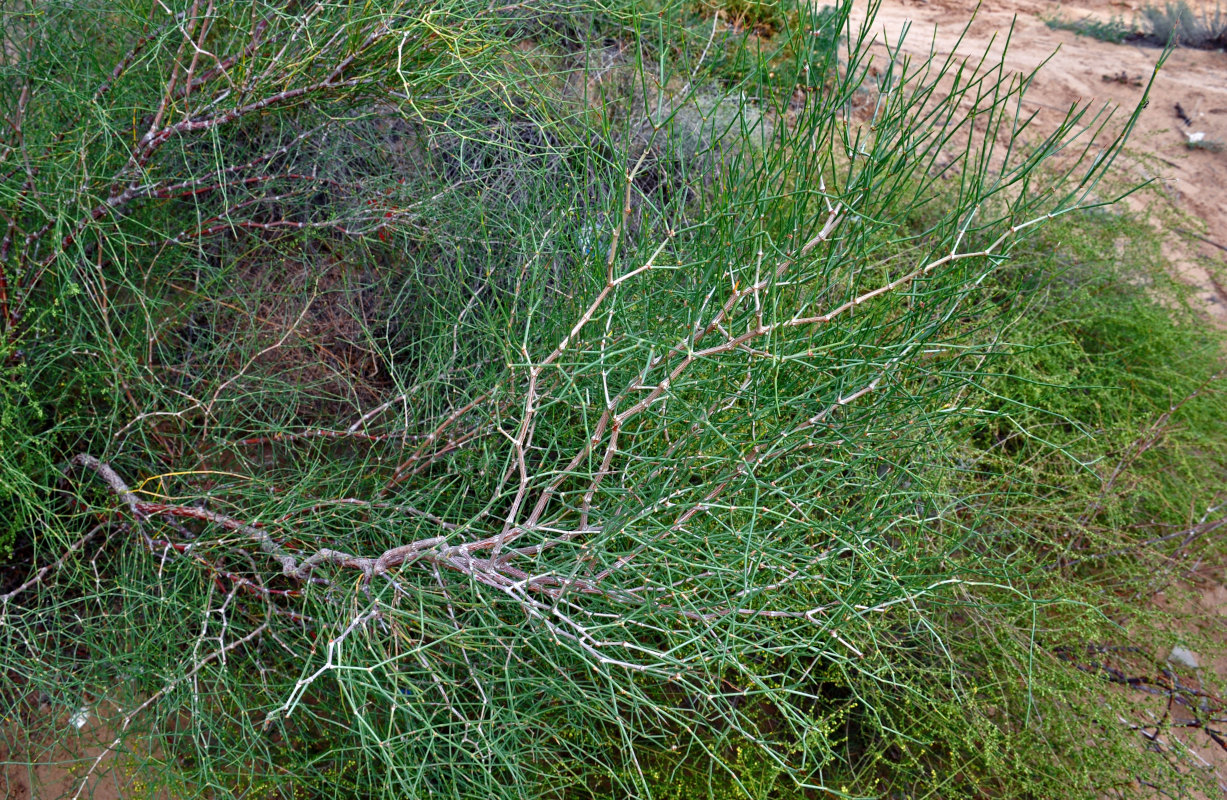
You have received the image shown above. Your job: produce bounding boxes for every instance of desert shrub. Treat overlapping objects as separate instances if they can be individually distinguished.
[1141,0,1227,48]
[4,1,1222,799]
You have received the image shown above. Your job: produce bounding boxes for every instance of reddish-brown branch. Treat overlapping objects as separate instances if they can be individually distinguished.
[0,251,10,334]
[148,171,352,201]
[383,393,492,494]
[274,497,458,531]
[236,428,430,447]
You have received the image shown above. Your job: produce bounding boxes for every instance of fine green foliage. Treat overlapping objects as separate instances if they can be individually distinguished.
[2,1,1223,799]
[1044,13,1137,44]
[0,356,39,561]
[857,206,1227,798]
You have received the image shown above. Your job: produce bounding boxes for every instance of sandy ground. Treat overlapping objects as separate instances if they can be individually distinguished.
[1149,576,1227,795]
[1,700,172,800]
[851,0,1227,324]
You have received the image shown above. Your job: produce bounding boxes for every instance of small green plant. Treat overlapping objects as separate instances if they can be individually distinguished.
[701,0,787,36]
[1186,132,1226,151]
[1044,13,1136,44]
[693,2,841,100]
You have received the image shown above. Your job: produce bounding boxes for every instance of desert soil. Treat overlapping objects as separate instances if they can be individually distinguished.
[853,0,1227,324]
[1,699,172,800]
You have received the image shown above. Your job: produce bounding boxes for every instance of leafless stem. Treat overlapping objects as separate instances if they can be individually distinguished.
[0,525,106,607]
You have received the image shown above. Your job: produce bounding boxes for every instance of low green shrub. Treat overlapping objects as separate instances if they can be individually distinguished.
[4,2,1222,799]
